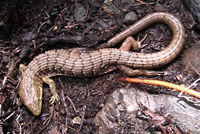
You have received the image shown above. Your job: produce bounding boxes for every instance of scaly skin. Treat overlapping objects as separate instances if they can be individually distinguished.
[19,12,185,116]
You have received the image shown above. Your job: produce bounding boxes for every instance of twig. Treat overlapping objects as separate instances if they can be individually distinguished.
[78,105,86,132]
[136,0,156,5]
[37,105,54,134]
[66,96,78,113]
[60,89,70,115]
[179,78,200,98]
[3,111,15,122]
[119,77,200,99]
[16,114,22,134]
[1,58,21,90]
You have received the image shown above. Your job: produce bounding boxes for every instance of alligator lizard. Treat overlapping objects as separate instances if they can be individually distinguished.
[19,12,185,116]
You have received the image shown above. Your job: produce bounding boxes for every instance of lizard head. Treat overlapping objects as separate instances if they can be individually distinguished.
[19,75,43,116]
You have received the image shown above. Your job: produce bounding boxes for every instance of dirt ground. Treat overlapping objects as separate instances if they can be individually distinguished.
[0,0,199,133]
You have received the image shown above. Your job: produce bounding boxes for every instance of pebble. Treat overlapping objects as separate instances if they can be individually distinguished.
[183,41,200,75]
[74,4,87,22]
[123,12,138,24]
[94,88,200,134]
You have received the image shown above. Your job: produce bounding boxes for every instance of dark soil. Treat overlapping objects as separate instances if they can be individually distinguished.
[0,0,199,133]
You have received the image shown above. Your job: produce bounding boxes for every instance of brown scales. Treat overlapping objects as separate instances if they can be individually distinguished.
[19,12,185,116]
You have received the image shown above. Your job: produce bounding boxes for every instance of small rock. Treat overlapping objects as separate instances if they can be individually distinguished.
[183,0,200,24]
[72,116,82,125]
[21,31,34,42]
[154,3,165,12]
[103,0,121,15]
[94,88,200,134]
[97,20,108,30]
[123,12,138,24]
[183,41,200,76]
[48,126,60,134]
[74,4,87,22]
[2,55,9,63]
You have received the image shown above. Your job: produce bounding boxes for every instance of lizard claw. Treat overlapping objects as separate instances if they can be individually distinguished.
[50,93,60,104]
[136,34,148,50]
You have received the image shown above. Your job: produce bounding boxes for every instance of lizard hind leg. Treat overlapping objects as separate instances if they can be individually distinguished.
[119,35,148,52]
[118,65,167,76]
[118,35,167,76]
